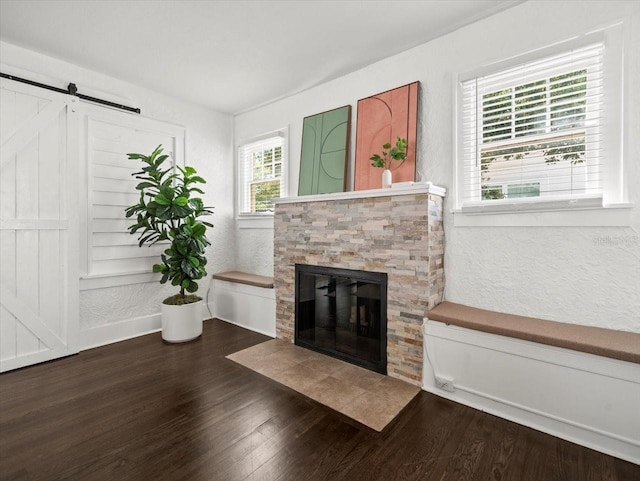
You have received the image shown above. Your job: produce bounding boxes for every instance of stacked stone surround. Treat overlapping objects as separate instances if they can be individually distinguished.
[273,190,444,386]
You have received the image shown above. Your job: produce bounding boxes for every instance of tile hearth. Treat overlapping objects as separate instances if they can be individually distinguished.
[226,339,420,431]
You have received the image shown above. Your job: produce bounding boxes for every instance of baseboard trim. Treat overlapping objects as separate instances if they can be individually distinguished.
[214,313,276,338]
[79,314,161,350]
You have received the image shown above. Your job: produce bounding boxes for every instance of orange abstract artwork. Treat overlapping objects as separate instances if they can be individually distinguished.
[354,82,419,190]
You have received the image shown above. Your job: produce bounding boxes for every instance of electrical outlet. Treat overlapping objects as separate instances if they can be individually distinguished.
[435,376,456,392]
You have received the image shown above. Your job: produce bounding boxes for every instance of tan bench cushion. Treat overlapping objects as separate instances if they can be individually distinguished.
[212,271,274,289]
[428,301,640,364]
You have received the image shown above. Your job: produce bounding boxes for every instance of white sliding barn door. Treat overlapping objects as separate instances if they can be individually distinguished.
[0,79,79,372]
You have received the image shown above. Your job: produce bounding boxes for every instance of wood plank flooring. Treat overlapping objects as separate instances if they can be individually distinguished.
[0,319,637,481]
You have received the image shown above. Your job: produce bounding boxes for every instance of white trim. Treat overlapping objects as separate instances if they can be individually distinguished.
[236,126,289,216]
[214,316,276,339]
[453,203,632,227]
[458,30,606,83]
[78,104,185,285]
[273,182,446,205]
[454,22,625,213]
[0,219,68,230]
[237,214,275,229]
[79,313,162,350]
[80,271,161,290]
[1,350,75,372]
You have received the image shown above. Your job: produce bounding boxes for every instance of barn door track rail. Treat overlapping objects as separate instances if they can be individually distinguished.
[1,72,141,114]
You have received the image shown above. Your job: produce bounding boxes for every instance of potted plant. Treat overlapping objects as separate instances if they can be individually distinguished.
[125,145,213,343]
[370,137,408,188]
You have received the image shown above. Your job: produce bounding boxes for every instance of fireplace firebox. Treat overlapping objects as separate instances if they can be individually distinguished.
[295,264,387,374]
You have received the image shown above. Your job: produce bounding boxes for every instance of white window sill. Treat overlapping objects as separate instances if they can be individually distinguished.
[80,271,161,290]
[453,202,633,227]
[237,214,274,229]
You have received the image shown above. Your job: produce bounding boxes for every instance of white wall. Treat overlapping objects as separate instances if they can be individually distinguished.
[1,41,235,346]
[234,1,640,333]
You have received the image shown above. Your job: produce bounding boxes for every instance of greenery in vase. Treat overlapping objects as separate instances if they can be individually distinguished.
[125,145,213,305]
[370,137,408,169]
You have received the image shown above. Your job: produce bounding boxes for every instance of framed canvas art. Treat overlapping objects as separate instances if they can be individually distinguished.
[298,105,351,196]
[354,82,419,190]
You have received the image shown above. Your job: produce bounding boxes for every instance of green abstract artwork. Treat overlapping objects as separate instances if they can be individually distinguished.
[298,105,351,195]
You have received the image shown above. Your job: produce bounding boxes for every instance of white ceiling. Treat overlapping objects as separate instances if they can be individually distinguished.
[0,0,521,114]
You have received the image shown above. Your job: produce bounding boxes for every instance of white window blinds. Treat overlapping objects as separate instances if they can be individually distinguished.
[238,132,287,214]
[459,42,604,208]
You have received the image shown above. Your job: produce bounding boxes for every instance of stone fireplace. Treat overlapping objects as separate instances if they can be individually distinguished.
[273,185,445,386]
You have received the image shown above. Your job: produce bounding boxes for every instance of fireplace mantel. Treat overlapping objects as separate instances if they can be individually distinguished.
[273,182,446,205]
[274,186,445,386]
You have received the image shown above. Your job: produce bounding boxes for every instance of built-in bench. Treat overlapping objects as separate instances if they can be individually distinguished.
[210,271,276,337]
[428,301,640,364]
[212,271,274,289]
[423,301,640,464]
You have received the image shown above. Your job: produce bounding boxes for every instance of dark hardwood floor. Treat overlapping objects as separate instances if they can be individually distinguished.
[1,319,637,481]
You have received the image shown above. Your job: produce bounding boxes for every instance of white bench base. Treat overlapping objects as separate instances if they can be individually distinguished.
[423,319,640,464]
[211,278,276,337]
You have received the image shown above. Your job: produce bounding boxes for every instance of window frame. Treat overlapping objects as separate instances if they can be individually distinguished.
[78,104,186,290]
[236,127,288,227]
[453,25,629,226]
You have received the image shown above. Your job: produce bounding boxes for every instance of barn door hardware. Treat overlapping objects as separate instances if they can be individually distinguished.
[1,72,141,114]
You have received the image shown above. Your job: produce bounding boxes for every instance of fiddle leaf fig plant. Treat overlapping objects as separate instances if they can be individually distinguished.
[370,137,408,169]
[125,145,213,305]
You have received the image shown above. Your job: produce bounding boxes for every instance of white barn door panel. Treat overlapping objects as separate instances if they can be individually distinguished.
[0,79,79,372]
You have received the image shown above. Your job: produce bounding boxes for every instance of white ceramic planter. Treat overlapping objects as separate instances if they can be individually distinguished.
[161,300,203,343]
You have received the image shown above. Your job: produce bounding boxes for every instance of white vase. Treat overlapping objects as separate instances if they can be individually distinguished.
[382,169,392,188]
[161,300,203,343]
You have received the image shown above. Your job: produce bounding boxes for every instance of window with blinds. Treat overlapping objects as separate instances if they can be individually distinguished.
[458,42,604,209]
[238,131,287,215]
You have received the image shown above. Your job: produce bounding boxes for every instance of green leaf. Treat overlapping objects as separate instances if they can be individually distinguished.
[135,182,156,191]
[152,264,164,273]
[155,193,170,206]
[159,185,175,200]
[181,279,190,289]
[382,142,392,149]
[191,223,205,238]
[188,256,200,267]
[174,196,188,206]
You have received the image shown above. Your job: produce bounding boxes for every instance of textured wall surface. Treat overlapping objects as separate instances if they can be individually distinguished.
[274,192,444,385]
[235,1,640,333]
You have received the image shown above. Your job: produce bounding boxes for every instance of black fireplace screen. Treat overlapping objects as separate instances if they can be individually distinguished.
[295,264,387,374]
